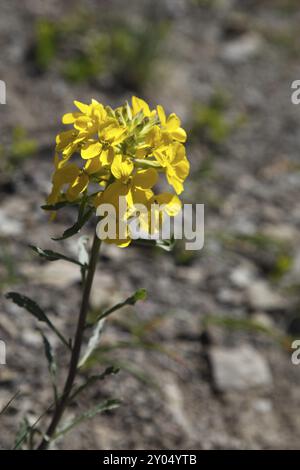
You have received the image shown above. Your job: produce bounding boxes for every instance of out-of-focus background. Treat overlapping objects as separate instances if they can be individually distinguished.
[1,0,300,450]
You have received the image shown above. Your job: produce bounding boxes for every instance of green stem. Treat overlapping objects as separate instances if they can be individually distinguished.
[37,232,101,450]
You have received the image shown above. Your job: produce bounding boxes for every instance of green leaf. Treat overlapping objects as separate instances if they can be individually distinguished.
[156,237,176,252]
[0,390,20,416]
[130,288,147,304]
[79,318,106,368]
[77,236,89,266]
[70,366,119,400]
[5,292,70,349]
[92,288,148,324]
[14,417,31,450]
[29,245,84,267]
[52,207,94,241]
[53,399,120,440]
[41,200,71,211]
[40,332,57,402]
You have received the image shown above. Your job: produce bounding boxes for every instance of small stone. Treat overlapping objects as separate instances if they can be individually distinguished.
[90,271,121,309]
[247,281,286,311]
[230,264,256,288]
[253,399,273,414]
[20,261,81,288]
[0,209,23,236]
[221,34,262,64]
[251,313,274,330]
[176,266,204,284]
[217,288,243,306]
[210,345,273,392]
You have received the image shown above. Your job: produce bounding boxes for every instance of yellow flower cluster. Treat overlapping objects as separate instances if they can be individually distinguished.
[47,96,190,246]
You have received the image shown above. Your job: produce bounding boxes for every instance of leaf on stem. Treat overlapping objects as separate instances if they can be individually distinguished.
[14,416,31,450]
[53,399,121,441]
[29,245,84,267]
[52,207,94,241]
[70,366,119,401]
[40,332,57,402]
[0,390,20,416]
[77,236,89,266]
[92,288,148,324]
[5,292,70,349]
[79,318,106,368]
[41,200,72,211]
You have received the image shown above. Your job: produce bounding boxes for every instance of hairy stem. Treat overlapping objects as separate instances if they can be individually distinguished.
[37,233,101,450]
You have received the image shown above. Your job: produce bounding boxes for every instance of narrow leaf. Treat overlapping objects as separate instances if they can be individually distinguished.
[77,236,89,266]
[79,318,106,368]
[52,207,94,241]
[5,292,70,349]
[40,332,57,403]
[70,366,119,401]
[29,245,84,267]
[93,288,147,324]
[0,390,20,416]
[14,417,31,450]
[53,399,120,440]
[156,237,176,252]
[41,201,71,211]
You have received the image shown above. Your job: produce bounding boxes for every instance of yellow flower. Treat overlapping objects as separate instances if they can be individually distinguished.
[153,142,190,194]
[80,121,127,164]
[131,96,154,118]
[46,96,190,247]
[157,105,187,143]
[98,154,157,209]
[47,164,88,205]
[62,99,107,137]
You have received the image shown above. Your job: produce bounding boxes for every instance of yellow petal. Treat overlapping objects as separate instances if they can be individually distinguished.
[157,105,166,125]
[66,172,89,201]
[132,96,151,117]
[166,113,181,130]
[154,193,182,216]
[62,112,80,124]
[133,169,158,189]
[74,100,90,114]
[100,147,114,166]
[81,140,102,159]
[166,169,184,195]
[84,157,103,175]
[52,164,80,186]
[170,127,187,143]
[111,155,134,181]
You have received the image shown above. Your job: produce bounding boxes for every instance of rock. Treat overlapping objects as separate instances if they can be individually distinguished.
[20,261,81,288]
[247,281,286,311]
[176,266,204,284]
[251,312,274,330]
[164,378,194,438]
[221,34,262,64]
[253,399,273,414]
[0,209,23,236]
[230,264,256,288]
[210,345,273,392]
[21,329,42,347]
[262,224,298,243]
[90,271,121,310]
[216,288,243,306]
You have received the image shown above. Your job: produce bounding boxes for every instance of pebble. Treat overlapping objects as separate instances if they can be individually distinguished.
[210,345,273,392]
[247,281,286,311]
